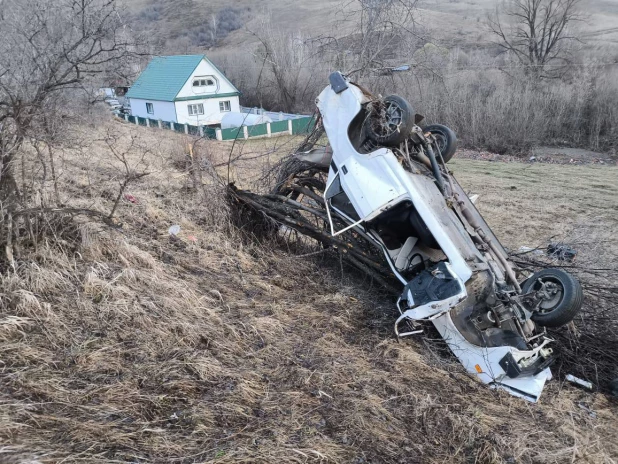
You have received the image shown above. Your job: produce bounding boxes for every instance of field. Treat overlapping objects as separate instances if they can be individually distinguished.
[2,122,617,463]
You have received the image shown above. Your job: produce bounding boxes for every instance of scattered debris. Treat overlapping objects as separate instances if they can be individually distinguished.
[124,193,138,204]
[565,374,593,390]
[577,402,597,418]
[168,224,181,236]
[547,243,577,261]
[518,246,544,257]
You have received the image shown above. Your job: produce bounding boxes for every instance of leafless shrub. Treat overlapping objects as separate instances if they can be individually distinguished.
[102,131,153,219]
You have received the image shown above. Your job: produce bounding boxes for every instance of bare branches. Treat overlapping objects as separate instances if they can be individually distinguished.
[102,130,152,219]
[0,0,134,202]
[487,0,584,77]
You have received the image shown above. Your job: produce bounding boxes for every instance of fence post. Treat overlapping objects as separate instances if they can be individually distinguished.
[266,123,272,138]
[146,119,150,128]
[170,122,174,131]
[134,117,139,126]
[288,120,293,135]
[158,120,162,129]
[216,128,222,141]
[243,126,249,139]
[199,126,204,137]
[124,114,129,122]
[184,124,189,134]
[279,111,284,121]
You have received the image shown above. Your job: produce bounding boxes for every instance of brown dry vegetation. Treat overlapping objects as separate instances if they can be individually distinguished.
[1,121,618,463]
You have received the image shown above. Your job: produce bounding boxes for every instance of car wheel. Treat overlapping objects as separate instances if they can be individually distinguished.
[425,124,457,163]
[522,268,583,328]
[363,95,414,147]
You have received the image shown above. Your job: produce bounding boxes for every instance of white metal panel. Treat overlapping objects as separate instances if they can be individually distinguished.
[317,84,472,283]
[432,312,551,402]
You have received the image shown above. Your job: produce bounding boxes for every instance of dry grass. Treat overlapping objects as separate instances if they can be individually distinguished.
[1,122,617,463]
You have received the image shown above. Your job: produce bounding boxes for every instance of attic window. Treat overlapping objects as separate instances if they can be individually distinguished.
[193,78,215,87]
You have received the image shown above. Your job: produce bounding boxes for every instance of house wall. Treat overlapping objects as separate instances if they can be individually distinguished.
[174,96,240,125]
[175,58,238,99]
[129,98,177,122]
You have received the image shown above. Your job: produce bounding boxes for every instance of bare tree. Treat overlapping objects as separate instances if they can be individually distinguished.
[487,0,584,76]
[251,15,326,113]
[337,0,421,78]
[0,0,134,258]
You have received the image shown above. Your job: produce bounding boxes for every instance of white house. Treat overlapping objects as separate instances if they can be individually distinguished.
[126,54,240,126]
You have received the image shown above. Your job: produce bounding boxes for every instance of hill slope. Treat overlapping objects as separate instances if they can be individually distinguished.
[123,0,618,53]
[1,121,617,462]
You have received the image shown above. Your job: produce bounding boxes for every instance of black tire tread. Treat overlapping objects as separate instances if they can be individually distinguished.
[522,268,583,328]
[424,124,457,163]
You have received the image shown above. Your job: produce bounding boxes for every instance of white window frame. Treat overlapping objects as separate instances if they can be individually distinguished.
[187,103,204,116]
[192,76,216,87]
[219,100,231,112]
[146,102,154,114]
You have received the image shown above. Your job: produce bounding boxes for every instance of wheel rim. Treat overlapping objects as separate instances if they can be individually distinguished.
[532,277,565,314]
[433,131,447,154]
[371,101,403,138]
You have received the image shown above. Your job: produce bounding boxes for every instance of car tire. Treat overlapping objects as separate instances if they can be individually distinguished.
[364,95,414,147]
[522,268,583,328]
[425,124,457,163]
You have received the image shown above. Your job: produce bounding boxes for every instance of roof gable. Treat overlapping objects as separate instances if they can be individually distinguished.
[126,55,204,102]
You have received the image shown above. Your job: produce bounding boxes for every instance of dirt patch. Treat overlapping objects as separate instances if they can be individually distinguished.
[456,148,617,166]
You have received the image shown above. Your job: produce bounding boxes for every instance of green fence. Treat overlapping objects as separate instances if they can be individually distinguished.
[291,117,315,134]
[203,126,217,138]
[117,114,314,141]
[247,122,268,137]
[270,120,289,134]
[221,127,243,141]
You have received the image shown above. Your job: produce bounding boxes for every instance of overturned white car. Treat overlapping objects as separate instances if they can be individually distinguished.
[273,72,583,402]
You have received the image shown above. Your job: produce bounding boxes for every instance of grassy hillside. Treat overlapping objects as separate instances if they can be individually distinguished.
[2,120,617,462]
[123,0,618,53]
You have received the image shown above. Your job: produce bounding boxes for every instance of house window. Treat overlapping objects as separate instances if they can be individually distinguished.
[146,102,154,114]
[192,77,215,87]
[219,100,231,112]
[187,103,204,116]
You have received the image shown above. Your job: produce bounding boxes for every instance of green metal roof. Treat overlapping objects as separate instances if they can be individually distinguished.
[126,55,219,102]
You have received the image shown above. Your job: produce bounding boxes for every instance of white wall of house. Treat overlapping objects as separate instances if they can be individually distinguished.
[174,96,240,125]
[175,59,238,99]
[129,98,177,122]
